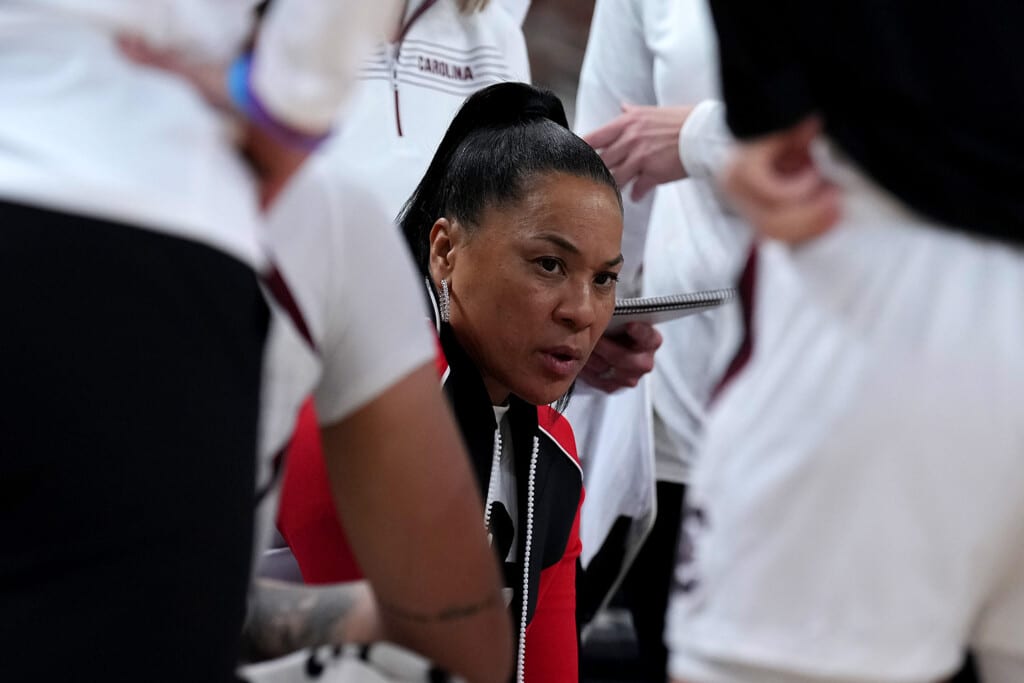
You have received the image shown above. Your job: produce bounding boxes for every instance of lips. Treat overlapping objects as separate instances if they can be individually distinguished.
[539,345,583,379]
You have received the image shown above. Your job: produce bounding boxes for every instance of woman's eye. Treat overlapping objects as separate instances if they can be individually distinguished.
[537,257,561,273]
[595,272,620,287]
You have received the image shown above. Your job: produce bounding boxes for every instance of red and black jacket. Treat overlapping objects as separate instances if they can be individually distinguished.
[435,320,584,682]
[277,315,584,682]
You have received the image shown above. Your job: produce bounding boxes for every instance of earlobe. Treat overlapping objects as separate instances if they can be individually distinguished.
[428,217,456,282]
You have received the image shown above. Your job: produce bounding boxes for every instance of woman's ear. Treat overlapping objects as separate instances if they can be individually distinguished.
[428,217,457,283]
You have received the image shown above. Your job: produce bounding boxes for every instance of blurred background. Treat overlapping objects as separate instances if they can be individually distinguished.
[523,0,593,124]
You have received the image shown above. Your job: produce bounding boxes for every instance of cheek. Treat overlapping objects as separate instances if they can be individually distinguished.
[596,298,616,330]
[590,294,616,331]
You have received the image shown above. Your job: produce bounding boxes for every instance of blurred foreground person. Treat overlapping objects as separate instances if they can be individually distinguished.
[249,149,512,683]
[0,2,510,682]
[668,2,1024,682]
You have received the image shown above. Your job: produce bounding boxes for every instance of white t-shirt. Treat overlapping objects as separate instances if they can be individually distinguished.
[668,152,1024,683]
[0,0,401,269]
[253,159,437,557]
[322,0,531,222]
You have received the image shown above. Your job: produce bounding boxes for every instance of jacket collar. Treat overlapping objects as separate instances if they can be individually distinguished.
[437,321,539,491]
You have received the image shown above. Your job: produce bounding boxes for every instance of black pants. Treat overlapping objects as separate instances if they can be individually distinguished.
[619,481,685,683]
[579,482,684,683]
[0,202,268,681]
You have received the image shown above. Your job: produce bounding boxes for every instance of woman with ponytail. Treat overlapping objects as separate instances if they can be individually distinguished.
[280,82,624,682]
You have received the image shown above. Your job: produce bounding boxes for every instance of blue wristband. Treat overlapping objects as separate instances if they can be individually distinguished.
[227,53,255,117]
[226,52,329,152]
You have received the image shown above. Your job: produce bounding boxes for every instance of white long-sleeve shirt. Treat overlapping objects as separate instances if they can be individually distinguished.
[575,0,749,485]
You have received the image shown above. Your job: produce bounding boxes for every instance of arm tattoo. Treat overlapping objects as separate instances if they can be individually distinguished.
[240,578,362,662]
[376,591,503,624]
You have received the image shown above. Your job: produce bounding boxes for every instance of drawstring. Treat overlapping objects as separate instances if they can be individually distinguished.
[516,437,539,683]
[481,427,539,683]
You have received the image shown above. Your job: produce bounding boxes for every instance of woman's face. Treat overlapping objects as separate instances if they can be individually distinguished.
[430,172,623,406]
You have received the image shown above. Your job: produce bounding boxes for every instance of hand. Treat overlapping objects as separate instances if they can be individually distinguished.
[579,322,663,393]
[118,35,311,208]
[117,35,235,113]
[242,578,374,662]
[722,116,841,243]
[340,582,384,644]
[243,124,310,208]
[585,104,695,201]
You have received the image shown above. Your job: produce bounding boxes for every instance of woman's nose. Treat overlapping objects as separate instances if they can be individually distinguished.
[555,282,597,331]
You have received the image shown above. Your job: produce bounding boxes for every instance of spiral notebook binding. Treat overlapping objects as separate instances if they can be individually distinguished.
[613,287,737,315]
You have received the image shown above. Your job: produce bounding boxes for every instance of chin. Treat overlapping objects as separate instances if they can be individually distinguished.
[514,381,572,407]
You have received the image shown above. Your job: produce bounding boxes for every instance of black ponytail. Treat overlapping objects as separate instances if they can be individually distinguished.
[398,82,622,275]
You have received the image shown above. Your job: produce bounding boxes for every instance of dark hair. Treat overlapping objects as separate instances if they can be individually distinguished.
[398,82,622,275]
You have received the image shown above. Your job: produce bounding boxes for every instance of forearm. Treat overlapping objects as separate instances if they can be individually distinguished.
[322,364,512,683]
[241,578,366,662]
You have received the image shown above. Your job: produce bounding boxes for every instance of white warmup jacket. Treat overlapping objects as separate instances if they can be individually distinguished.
[568,0,748,579]
[321,0,531,222]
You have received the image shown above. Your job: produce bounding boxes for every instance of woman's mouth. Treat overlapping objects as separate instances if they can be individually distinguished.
[539,346,583,378]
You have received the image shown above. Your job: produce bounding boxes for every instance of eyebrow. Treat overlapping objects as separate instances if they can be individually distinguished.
[534,233,624,268]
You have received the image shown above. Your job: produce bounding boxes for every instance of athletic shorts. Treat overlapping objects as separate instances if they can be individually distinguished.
[0,200,268,682]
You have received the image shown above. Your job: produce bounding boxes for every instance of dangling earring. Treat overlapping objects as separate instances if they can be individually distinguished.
[439,278,451,323]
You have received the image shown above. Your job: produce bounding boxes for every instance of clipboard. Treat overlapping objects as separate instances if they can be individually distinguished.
[609,288,737,331]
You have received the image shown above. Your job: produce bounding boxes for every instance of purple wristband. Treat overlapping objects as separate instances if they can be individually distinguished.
[227,53,330,152]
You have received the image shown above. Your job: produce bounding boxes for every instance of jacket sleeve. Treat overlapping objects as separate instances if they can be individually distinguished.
[251,0,402,134]
[574,0,656,292]
[523,485,583,682]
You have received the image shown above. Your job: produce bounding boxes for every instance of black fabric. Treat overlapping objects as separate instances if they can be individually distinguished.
[0,201,268,682]
[576,515,631,628]
[619,481,685,683]
[709,0,1024,244]
[952,654,980,683]
[577,484,685,683]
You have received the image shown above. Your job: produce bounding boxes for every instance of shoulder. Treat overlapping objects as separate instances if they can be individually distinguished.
[536,406,581,470]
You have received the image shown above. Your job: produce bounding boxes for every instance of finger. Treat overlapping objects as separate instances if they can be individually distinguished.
[578,367,633,394]
[609,350,656,378]
[581,351,612,376]
[583,116,629,150]
[610,153,643,188]
[630,172,658,201]
[116,35,145,58]
[621,103,660,116]
[624,323,663,351]
[592,339,657,376]
[598,131,636,174]
[118,36,166,67]
[726,152,823,211]
[784,116,823,155]
[577,366,616,392]
[756,184,842,242]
